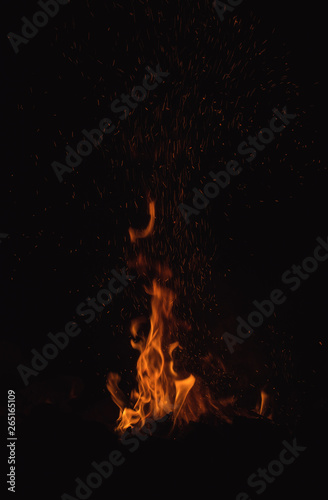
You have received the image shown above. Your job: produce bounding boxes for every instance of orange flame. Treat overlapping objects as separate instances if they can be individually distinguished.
[107,201,273,432]
[107,276,206,433]
[255,389,273,420]
[107,200,215,433]
[128,200,155,243]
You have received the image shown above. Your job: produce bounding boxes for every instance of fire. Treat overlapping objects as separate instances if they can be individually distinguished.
[255,390,273,420]
[128,200,155,243]
[107,200,218,433]
[107,201,276,433]
[107,280,199,433]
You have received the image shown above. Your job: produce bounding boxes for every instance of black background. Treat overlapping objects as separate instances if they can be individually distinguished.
[1,1,327,499]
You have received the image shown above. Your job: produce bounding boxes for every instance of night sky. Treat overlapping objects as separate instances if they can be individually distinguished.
[1,1,327,499]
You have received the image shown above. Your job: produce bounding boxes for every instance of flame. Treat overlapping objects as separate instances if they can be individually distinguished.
[255,389,273,420]
[107,201,274,433]
[107,276,206,433]
[128,200,155,243]
[107,200,217,433]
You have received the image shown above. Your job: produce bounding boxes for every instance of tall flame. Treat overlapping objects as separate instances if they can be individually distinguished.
[107,200,212,433]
